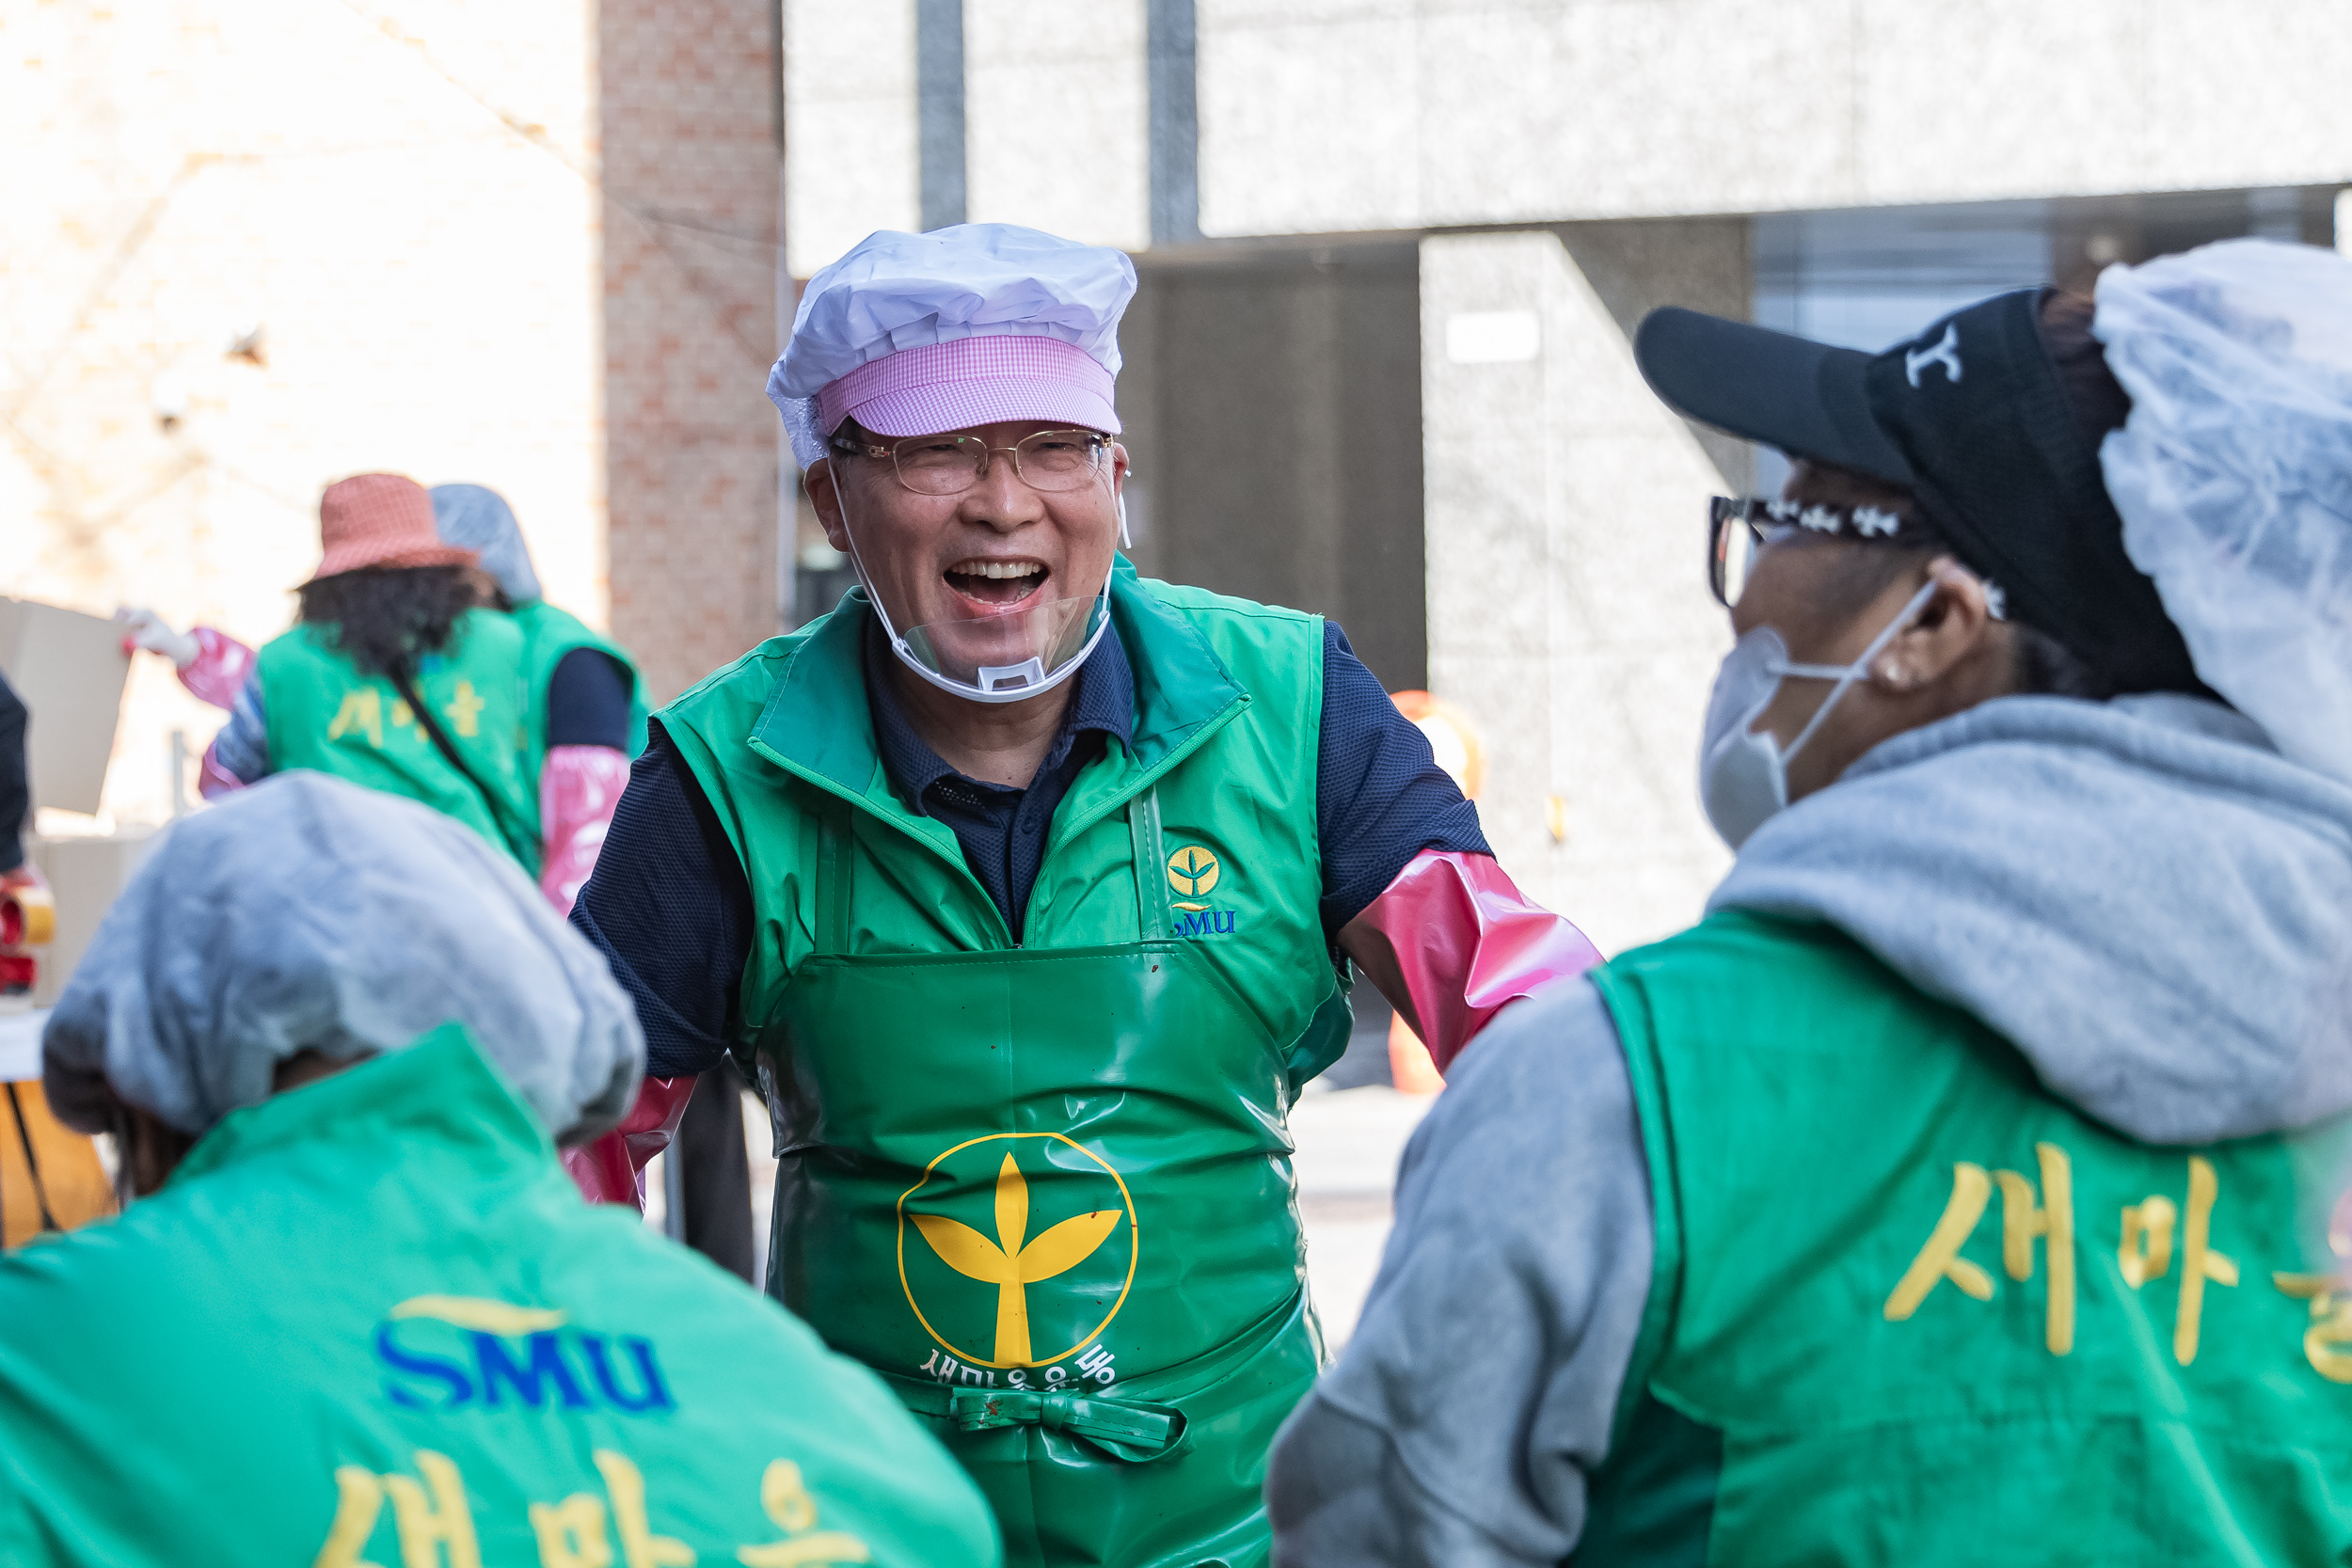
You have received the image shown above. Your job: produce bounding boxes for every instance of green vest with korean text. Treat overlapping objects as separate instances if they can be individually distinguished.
[259,610,541,870]
[512,598,650,770]
[1580,911,2352,1566]
[0,1024,1002,1568]
[659,561,1349,1568]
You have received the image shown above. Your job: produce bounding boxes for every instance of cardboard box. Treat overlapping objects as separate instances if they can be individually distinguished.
[28,828,157,1006]
[0,599,132,816]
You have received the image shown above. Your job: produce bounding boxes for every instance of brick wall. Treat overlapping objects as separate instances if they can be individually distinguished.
[598,0,787,705]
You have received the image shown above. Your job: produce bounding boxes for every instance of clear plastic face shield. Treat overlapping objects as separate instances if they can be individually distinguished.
[824,427,1129,705]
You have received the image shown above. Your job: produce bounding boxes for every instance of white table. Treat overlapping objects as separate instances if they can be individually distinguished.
[0,1008,48,1083]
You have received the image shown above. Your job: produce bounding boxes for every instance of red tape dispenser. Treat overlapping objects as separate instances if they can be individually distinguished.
[0,881,55,996]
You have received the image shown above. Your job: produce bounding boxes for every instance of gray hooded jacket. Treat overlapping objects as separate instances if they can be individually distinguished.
[1268,693,2352,1564]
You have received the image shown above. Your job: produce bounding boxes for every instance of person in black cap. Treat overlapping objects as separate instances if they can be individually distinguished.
[1267,240,2352,1565]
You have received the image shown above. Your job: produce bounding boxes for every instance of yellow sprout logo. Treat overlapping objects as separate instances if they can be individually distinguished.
[1167,845,1220,910]
[897,1133,1137,1370]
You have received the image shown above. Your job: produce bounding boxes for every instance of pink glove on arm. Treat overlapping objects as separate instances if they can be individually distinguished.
[1347,849,1604,1075]
[539,745,631,917]
[176,626,256,710]
[562,1075,698,1208]
[197,740,247,800]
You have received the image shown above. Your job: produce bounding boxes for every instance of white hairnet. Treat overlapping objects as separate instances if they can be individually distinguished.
[2095,239,2352,784]
[42,772,644,1144]
[431,483,544,604]
[769,223,1136,468]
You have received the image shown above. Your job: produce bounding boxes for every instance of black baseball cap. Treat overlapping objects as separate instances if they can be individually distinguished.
[1634,291,2199,694]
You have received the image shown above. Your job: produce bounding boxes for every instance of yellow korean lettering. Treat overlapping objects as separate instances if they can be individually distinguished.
[593,1450,695,1568]
[382,1450,484,1568]
[2275,1192,2352,1383]
[2287,1285,2352,1383]
[2310,1302,2352,1384]
[313,1466,389,1568]
[735,1460,872,1568]
[735,1539,873,1568]
[1884,1163,1995,1321]
[2118,1196,2176,1289]
[327,690,386,749]
[762,1461,817,1534]
[2173,1155,2238,1366]
[1994,1143,2074,1355]
[530,1494,613,1568]
[2276,1274,2352,1384]
[443,681,487,738]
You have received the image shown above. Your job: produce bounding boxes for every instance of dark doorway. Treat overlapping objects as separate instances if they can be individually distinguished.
[1117,240,1427,692]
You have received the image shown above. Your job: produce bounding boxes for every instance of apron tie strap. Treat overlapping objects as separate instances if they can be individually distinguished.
[949,1386,1186,1461]
[884,1373,1188,1463]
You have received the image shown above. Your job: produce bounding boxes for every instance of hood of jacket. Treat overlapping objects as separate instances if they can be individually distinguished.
[431,483,543,604]
[1709,692,2352,1146]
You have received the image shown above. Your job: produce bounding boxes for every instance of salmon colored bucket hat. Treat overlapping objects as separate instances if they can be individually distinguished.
[309,473,477,583]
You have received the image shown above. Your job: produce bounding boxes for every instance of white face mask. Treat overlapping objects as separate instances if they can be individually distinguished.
[1698,579,1940,849]
[826,464,1124,706]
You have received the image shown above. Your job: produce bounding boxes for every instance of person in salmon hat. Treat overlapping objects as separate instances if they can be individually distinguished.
[123,472,540,869]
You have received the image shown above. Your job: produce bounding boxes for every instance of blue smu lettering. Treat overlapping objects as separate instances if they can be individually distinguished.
[375,1323,675,1414]
[579,1333,675,1412]
[1174,911,1237,937]
[376,1324,472,1409]
[475,1331,589,1409]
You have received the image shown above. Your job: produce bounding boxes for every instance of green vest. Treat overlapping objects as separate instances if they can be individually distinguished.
[1581,911,2352,1565]
[260,610,541,870]
[660,562,1348,1567]
[0,1025,1003,1567]
[511,598,650,768]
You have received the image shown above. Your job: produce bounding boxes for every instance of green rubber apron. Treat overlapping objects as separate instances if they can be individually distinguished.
[762,792,1324,1568]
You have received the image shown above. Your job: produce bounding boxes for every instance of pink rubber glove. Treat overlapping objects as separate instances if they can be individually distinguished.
[539,745,631,917]
[176,626,256,710]
[116,611,253,709]
[562,1075,698,1208]
[1343,849,1603,1075]
[197,740,247,800]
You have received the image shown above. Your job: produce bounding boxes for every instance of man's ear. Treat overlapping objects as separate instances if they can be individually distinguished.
[1873,557,1996,693]
[804,458,850,552]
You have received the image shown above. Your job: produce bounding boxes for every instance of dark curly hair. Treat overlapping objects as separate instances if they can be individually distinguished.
[295,565,484,678]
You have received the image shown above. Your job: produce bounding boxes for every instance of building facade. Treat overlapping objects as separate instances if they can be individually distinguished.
[787,0,2352,954]
[16,3,2346,957]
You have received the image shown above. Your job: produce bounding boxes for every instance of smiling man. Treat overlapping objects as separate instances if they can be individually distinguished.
[568,223,1600,1567]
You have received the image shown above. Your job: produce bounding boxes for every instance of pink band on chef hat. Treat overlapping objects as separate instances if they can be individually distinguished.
[815,335,1120,442]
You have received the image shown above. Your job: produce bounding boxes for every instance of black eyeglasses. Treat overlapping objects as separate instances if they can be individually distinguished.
[1708,497,1783,609]
[1708,495,1920,606]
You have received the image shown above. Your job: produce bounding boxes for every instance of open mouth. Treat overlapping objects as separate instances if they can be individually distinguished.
[945,557,1050,611]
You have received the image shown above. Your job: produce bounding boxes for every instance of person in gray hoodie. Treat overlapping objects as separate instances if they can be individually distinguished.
[1267,239,2352,1564]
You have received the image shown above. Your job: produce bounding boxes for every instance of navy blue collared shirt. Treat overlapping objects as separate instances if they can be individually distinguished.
[575,608,1488,1077]
[862,618,1134,942]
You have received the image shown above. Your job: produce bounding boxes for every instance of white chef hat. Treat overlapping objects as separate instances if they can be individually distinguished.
[768,223,1137,468]
[2094,238,2352,784]
[42,772,644,1145]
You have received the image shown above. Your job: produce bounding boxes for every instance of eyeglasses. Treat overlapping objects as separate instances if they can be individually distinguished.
[1708,497,1788,609]
[829,429,1114,498]
[1708,494,1923,606]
